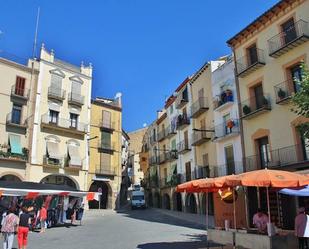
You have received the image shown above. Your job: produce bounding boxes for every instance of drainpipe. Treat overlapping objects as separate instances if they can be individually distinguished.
[232,49,250,229]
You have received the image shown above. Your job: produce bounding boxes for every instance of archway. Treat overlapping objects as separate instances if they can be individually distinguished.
[40,174,78,189]
[201,193,214,215]
[88,181,112,209]
[186,193,197,213]
[162,194,171,210]
[154,192,161,208]
[173,192,182,212]
[148,192,153,207]
[0,174,22,182]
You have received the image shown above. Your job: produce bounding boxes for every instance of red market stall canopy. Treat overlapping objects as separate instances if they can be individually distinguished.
[0,180,94,198]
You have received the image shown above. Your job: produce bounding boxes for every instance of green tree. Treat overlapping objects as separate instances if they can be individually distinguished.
[291,63,309,140]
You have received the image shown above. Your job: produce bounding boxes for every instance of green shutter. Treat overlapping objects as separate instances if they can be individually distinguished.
[171,139,176,150]
[9,134,22,154]
[101,131,111,148]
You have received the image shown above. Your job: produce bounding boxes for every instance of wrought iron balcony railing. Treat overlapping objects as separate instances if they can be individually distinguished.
[236,48,265,77]
[274,79,296,104]
[191,130,212,146]
[214,119,240,141]
[95,165,116,176]
[177,140,191,154]
[41,114,87,133]
[68,92,85,106]
[6,112,27,128]
[11,85,30,101]
[191,97,209,118]
[48,87,66,100]
[240,94,271,119]
[213,90,234,110]
[176,115,190,130]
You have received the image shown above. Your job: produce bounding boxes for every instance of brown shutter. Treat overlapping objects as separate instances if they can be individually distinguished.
[15,76,25,96]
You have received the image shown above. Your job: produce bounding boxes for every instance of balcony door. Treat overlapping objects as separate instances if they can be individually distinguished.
[247,44,258,66]
[50,74,62,97]
[223,113,231,135]
[253,84,264,109]
[70,113,78,128]
[185,162,191,181]
[101,131,111,149]
[225,145,235,175]
[15,76,25,96]
[184,130,189,149]
[49,110,59,124]
[12,104,22,124]
[290,64,302,93]
[300,131,309,161]
[198,88,204,106]
[257,137,271,169]
[281,18,297,45]
[102,110,112,129]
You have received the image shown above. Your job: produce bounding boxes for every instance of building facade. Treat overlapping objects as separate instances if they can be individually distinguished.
[29,45,92,191]
[228,0,309,229]
[88,96,122,209]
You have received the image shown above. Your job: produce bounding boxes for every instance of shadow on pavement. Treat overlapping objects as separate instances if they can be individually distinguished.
[117,208,206,230]
[137,233,223,249]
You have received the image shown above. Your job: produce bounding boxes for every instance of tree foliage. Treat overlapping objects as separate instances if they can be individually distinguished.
[291,63,309,139]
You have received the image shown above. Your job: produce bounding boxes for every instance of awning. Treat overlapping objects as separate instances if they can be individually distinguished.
[167,164,177,182]
[279,185,309,196]
[68,145,82,166]
[47,141,61,159]
[9,134,22,154]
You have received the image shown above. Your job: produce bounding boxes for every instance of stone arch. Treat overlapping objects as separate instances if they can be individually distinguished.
[162,193,171,210]
[172,191,182,212]
[40,174,79,190]
[88,181,113,209]
[153,192,161,208]
[185,193,197,213]
[0,173,23,182]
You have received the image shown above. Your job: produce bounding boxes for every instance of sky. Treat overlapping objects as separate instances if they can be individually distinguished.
[0,0,278,132]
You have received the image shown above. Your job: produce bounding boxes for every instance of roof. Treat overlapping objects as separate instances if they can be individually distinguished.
[122,129,130,140]
[227,0,300,47]
[156,112,167,125]
[91,99,122,112]
[175,77,191,92]
[164,95,176,109]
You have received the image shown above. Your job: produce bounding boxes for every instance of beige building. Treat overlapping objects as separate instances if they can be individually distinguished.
[29,45,92,191]
[0,53,39,181]
[228,0,309,229]
[88,96,122,209]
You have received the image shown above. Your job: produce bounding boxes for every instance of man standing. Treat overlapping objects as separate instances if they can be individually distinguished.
[253,208,268,234]
[295,207,309,249]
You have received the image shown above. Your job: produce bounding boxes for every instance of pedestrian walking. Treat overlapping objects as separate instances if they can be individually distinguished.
[1,208,19,249]
[295,207,309,249]
[39,204,47,233]
[17,208,31,249]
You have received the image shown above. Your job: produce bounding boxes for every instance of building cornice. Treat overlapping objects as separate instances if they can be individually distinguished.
[0,58,39,74]
[91,99,122,112]
[156,113,167,125]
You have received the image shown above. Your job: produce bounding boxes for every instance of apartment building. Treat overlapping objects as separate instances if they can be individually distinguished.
[88,96,122,209]
[0,52,39,181]
[227,0,309,229]
[28,45,92,192]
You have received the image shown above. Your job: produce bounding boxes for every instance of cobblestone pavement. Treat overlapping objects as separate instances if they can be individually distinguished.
[10,208,214,249]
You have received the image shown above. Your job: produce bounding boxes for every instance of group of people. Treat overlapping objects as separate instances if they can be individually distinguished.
[0,195,84,249]
[253,207,309,249]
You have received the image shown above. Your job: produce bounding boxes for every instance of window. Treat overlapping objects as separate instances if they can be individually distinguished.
[70,113,78,128]
[50,74,63,96]
[225,145,235,175]
[71,81,81,95]
[49,110,59,124]
[15,76,26,96]
[281,18,296,45]
[223,113,231,135]
[299,129,309,161]
[170,104,174,114]
[290,64,303,93]
[253,84,264,109]
[185,162,191,181]
[12,104,22,124]
[100,152,111,169]
[171,139,176,151]
[102,110,112,129]
[182,87,188,101]
[247,43,258,66]
[184,130,189,148]
[257,137,271,168]
[101,131,111,149]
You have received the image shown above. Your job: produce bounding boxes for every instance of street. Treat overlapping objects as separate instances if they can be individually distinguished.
[16,208,209,249]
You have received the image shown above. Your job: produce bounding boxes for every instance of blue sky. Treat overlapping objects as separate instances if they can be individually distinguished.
[0,0,278,132]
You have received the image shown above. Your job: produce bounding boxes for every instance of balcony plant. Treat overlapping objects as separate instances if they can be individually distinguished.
[278,88,287,99]
[243,105,251,115]
[262,96,269,106]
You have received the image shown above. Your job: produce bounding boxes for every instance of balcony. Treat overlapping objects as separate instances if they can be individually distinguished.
[194,166,210,179]
[99,121,115,133]
[0,150,28,163]
[245,144,309,172]
[165,151,178,162]
[68,92,85,106]
[158,153,167,164]
[165,125,177,138]
[274,79,295,104]
[160,175,180,188]
[10,85,29,105]
[41,114,87,136]
[236,49,266,77]
[268,20,309,58]
[191,130,212,146]
[175,93,189,109]
[97,142,115,154]
[191,97,209,118]
[95,165,116,176]
[157,129,166,142]
[214,119,240,142]
[150,135,157,145]
[176,115,190,130]
[64,157,82,169]
[240,94,271,120]
[48,87,66,101]
[43,155,63,167]
[177,140,191,154]
[6,113,27,131]
[211,161,243,176]
[149,156,159,166]
[213,90,234,112]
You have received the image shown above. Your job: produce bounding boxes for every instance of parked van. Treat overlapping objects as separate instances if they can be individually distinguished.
[131,190,146,209]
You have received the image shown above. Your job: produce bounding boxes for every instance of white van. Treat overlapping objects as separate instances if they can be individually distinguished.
[131,190,146,209]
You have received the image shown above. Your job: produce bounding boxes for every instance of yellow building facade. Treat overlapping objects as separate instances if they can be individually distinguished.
[228,0,309,229]
[88,97,122,209]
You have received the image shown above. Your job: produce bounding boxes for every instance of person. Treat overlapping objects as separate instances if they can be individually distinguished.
[39,204,47,233]
[295,207,309,249]
[17,207,31,249]
[1,208,19,249]
[253,208,268,234]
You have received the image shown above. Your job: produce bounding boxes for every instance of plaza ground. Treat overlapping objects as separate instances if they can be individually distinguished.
[13,208,213,249]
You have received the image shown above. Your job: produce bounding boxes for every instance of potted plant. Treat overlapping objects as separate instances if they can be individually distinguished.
[262,96,269,106]
[277,88,286,99]
[243,105,251,115]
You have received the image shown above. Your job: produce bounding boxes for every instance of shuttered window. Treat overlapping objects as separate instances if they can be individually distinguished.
[15,76,26,96]
[101,131,111,149]
[50,74,62,96]
[100,153,111,169]
[102,110,112,129]
[71,81,81,95]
